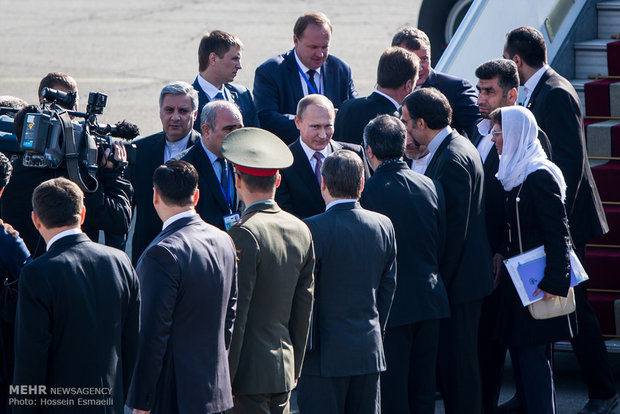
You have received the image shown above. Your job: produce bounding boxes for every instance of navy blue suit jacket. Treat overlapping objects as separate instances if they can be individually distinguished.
[127,130,200,264]
[128,215,237,414]
[14,233,139,414]
[176,142,240,230]
[303,202,396,376]
[253,49,357,144]
[192,77,259,131]
[360,160,450,327]
[333,91,399,145]
[422,69,481,139]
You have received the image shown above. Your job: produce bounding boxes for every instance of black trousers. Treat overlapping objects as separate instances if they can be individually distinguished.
[297,373,380,414]
[478,290,506,414]
[438,299,484,414]
[381,319,440,414]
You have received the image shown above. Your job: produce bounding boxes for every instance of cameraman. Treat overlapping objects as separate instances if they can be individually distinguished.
[0,102,133,258]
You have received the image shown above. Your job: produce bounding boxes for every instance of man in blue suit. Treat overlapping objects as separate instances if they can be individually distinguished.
[127,160,237,414]
[298,149,396,414]
[360,115,449,414]
[192,30,258,130]
[392,27,481,139]
[253,12,357,144]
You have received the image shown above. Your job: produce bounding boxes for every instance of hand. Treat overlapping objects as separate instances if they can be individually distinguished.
[533,288,557,301]
[492,253,504,288]
[102,141,127,169]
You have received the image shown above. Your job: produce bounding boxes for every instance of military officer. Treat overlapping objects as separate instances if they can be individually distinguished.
[223,128,315,414]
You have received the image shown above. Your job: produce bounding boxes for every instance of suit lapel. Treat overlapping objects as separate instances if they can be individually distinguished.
[323,58,337,100]
[192,145,231,212]
[285,50,305,105]
[291,140,322,193]
[425,131,454,175]
[526,68,552,111]
[470,129,483,147]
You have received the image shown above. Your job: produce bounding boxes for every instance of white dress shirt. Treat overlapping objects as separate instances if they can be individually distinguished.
[299,139,332,171]
[522,65,549,107]
[426,126,453,167]
[326,198,357,211]
[475,119,495,164]
[196,74,228,100]
[373,89,400,110]
[294,51,324,96]
[164,133,191,163]
[410,152,431,174]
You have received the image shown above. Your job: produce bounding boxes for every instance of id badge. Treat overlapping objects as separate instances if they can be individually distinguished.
[224,213,241,231]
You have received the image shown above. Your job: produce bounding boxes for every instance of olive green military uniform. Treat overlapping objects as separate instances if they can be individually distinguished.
[228,199,314,414]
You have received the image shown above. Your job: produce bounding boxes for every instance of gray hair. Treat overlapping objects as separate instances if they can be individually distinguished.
[200,100,241,130]
[159,81,199,111]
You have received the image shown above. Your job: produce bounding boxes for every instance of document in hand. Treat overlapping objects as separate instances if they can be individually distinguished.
[504,246,589,306]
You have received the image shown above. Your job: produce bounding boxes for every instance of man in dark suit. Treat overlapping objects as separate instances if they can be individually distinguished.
[253,12,357,143]
[504,26,615,414]
[276,94,368,219]
[392,27,481,139]
[298,149,396,414]
[472,58,553,414]
[402,88,493,414]
[192,30,258,130]
[360,115,449,414]
[178,100,243,230]
[12,177,139,413]
[127,161,237,414]
[223,128,314,414]
[333,46,418,145]
[127,81,201,264]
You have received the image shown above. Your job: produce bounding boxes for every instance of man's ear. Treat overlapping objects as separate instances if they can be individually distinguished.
[294,115,301,130]
[275,173,282,189]
[366,145,375,161]
[31,211,41,230]
[192,188,200,207]
[153,186,160,207]
[320,175,327,192]
[79,205,86,225]
[507,88,518,105]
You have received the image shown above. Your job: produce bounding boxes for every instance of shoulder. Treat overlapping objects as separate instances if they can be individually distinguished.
[335,140,363,154]
[431,70,473,89]
[226,82,251,95]
[325,54,351,71]
[525,169,562,195]
[133,131,164,148]
[256,51,289,72]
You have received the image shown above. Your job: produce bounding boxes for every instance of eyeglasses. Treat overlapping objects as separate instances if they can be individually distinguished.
[491,130,502,137]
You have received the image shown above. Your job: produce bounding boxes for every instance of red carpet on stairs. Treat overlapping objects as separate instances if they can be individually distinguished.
[607,40,620,76]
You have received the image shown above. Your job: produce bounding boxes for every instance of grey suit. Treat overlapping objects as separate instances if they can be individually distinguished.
[298,201,396,414]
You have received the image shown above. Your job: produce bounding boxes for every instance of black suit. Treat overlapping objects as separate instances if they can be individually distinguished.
[127,130,200,264]
[127,215,237,414]
[177,142,240,230]
[275,139,369,219]
[192,77,259,131]
[527,67,614,401]
[333,91,399,145]
[360,159,450,414]
[471,123,553,413]
[298,201,396,413]
[253,50,357,143]
[424,130,493,414]
[422,69,481,139]
[13,233,139,413]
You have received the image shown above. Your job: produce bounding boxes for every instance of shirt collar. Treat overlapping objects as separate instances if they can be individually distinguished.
[477,119,493,136]
[294,50,322,77]
[196,74,226,100]
[47,228,82,251]
[299,138,331,163]
[427,126,453,155]
[523,64,549,97]
[373,89,400,110]
[326,198,357,211]
[162,210,197,231]
[200,139,220,164]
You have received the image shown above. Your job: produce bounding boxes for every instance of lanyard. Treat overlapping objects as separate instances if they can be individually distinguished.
[296,62,322,95]
[217,161,233,213]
